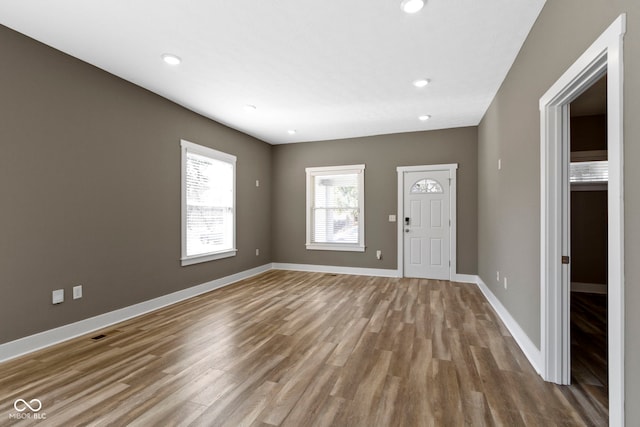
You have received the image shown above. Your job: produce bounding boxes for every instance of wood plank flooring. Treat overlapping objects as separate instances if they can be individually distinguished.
[0,271,596,426]
[562,292,608,426]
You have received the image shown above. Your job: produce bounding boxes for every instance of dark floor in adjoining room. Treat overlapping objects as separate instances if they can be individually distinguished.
[561,292,608,426]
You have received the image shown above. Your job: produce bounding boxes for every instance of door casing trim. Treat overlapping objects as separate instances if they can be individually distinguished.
[539,13,625,426]
[396,164,458,279]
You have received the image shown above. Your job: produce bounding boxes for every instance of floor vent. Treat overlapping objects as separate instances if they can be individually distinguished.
[92,334,107,340]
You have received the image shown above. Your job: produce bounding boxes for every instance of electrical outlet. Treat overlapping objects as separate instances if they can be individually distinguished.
[376,250,382,260]
[504,276,508,290]
[73,285,83,300]
[255,248,260,256]
[496,271,500,282]
[52,289,64,304]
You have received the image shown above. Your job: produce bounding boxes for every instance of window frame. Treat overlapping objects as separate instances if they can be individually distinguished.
[305,164,365,252]
[180,139,237,266]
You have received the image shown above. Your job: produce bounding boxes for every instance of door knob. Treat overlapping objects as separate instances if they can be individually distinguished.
[405,229,410,233]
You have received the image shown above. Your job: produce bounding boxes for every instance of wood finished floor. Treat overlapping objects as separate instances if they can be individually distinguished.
[565,292,608,426]
[0,271,597,426]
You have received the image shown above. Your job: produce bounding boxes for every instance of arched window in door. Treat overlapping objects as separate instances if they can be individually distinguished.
[410,178,443,194]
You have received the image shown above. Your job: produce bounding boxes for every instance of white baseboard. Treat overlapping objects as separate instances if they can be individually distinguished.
[272,263,401,278]
[475,276,543,375]
[0,264,272,363]
[571,282,607,294]
[452,273,477,284]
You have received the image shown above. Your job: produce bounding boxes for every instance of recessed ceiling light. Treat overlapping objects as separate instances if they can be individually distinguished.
[244,104,257,112]
[413,78,430,88]
[400,0,425,14]
[419,115,431,121]
[161,53,181,65]
[287,129,297,135]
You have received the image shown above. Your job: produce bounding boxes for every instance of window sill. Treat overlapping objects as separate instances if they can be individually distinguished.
[181,249,237,266]
[306,244,365,252]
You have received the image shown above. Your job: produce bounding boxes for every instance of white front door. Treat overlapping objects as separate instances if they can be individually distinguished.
[403,170,451,280]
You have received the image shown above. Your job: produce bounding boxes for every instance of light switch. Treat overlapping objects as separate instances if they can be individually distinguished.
[73,285,83,300]
[388,215,396,222]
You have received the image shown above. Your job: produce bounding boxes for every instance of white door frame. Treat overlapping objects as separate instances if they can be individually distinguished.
[539,14,625,426]
[397,164,458,279]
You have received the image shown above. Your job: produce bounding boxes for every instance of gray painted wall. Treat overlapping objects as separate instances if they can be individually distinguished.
[477,0,639,421]
[271,129,478,274]
[0,25,272,344]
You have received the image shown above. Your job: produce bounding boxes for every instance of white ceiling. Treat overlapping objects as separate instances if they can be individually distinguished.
[0,0,545,145]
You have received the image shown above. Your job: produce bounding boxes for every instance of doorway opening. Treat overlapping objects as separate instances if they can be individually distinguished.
[568,74,609,424]
[539,14,625,426]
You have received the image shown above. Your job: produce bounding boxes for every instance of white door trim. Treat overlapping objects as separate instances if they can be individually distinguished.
[397,164,458,279]
[539,14,625,426]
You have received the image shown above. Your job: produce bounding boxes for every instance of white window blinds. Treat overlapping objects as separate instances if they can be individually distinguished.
[306,165,365,252]
[181,140,236,265]
[313,173,360,244]
[570,160,608,183]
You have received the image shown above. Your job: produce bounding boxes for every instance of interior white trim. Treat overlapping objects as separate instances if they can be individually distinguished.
[305,164,366,252]
[272,263,401,278]
[304,244,366,252]
[539,14,625,426]
[476,277,543,374]
[452,274,478,284]
[0,263,272,363]
[180,139,237,267]
[181,249,238,266]
[396,164,458,279]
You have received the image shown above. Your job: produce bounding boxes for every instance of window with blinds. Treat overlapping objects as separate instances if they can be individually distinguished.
[570,160,608,183]
[181,140,237,266]
[306,165,365,252]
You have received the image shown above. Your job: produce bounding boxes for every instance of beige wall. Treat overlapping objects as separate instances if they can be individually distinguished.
[271,129,478,274]
[477,0,640,421]
[0,25,272,343]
